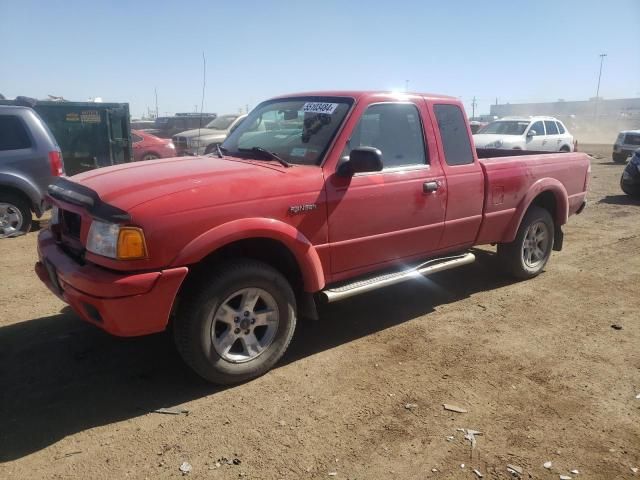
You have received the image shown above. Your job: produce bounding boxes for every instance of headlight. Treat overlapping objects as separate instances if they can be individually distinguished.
[50,205,60,225]
[86,220,147,260]
[167,142,175,149]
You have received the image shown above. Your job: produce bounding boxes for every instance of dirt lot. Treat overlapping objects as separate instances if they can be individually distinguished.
[1,147,639,479]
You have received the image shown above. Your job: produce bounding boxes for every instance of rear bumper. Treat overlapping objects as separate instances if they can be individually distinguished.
[35,229,188,337]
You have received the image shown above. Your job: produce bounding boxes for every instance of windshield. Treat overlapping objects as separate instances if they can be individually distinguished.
[222,97,353,166]
[478,120,529,135]
[205,115,238,130]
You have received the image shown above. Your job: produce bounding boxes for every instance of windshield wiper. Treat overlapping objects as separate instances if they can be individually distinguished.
[239,147,292,168]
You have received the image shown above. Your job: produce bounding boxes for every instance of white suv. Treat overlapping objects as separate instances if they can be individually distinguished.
[473,116,574,152]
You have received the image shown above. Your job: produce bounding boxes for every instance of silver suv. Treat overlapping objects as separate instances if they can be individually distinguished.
[0,106,63,238]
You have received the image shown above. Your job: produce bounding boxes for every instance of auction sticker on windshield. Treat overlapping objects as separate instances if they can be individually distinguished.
[302,102,339,115]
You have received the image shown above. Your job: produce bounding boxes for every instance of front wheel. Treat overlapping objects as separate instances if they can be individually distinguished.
[174,260,297,384]
[497,206,554,279]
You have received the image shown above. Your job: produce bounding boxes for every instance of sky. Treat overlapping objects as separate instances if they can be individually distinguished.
[1,0,639,118]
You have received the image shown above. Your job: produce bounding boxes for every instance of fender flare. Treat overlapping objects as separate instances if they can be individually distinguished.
[170,217,326,292]
[0,172,43,214]
[504,178,569,243]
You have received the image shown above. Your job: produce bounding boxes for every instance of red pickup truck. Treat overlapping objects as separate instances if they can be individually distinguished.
[36,91,590,384]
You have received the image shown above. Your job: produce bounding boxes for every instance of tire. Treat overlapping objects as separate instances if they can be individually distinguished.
[620,175,640,197]
[174,259,297,384]
[142,153,159,161]
[613,153,627,163]
[204,143,220,155]
[497,206,554,280]
[559,145,571,152]
[0,192,31,238]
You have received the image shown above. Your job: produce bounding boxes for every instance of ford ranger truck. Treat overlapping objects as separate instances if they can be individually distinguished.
[35,91,590,384]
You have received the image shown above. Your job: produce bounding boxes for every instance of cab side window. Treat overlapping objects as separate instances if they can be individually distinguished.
[529,121,545,136]
[345,103,427,168]
[556,121,566,134]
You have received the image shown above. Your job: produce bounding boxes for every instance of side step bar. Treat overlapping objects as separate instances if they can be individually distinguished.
[321,252,475,303]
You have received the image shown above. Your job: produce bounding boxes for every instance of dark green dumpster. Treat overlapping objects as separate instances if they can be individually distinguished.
[0,98,133,176]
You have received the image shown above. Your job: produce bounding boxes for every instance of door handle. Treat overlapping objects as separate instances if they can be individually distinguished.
[423,181,439,193]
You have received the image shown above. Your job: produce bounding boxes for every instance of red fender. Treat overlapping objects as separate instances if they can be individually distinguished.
[504,178,569,243]
[170,218,325,292]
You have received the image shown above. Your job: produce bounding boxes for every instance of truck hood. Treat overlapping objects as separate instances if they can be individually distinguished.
[176,127,227,138]
[473,133,521,147]
[70,156,285,211]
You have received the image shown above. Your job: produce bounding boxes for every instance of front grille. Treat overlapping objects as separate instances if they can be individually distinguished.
[61,209,81,239]
[624,134,640,146]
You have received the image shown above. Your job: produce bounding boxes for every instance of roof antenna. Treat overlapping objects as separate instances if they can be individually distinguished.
[197,51,206,152]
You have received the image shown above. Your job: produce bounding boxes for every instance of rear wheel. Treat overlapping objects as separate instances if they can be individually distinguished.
[613,153,628,163]
[559,145,571,152]
[497,206,554,279]
[0,193,31,238]
[174,260,297,384]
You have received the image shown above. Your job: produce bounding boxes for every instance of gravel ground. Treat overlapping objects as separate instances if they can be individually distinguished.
[0,147,638,479]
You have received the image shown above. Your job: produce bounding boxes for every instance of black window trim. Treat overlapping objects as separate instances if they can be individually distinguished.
[344,100,430,173]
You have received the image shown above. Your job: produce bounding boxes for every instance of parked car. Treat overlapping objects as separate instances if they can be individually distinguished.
[469,120,487,134]
[173,114,246,156]
[620,148,640,196]
[612,130,640,163]
[131,129,176,161]
[0,105,63,238]
[146,113,217,139]
[473,116,574,152]
[36,91,589,384]
[0,97,132,176]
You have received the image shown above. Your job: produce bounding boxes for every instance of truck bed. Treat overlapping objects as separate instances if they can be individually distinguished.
[475,151,590,245]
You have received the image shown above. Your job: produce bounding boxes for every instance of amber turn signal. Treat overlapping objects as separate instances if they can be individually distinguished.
[117,227,148,259]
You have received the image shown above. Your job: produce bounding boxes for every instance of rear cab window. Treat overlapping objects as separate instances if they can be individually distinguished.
[0,115,32,151]
[433,104,474,165]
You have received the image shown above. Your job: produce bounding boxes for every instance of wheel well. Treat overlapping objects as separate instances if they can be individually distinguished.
[560,145,571,152]
[530,191,557,223]
[0,185,34,212]
[182,237,303,292]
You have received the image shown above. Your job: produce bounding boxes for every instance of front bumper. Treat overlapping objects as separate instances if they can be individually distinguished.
[35,229,188,337]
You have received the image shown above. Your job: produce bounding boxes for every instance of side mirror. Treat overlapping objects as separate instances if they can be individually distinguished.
[527,130,536,137]
[337,147,383,177]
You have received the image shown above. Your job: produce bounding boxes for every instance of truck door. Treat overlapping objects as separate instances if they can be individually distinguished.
[325,100,446,277]
[430,102,484,249]
[106,106,132,164]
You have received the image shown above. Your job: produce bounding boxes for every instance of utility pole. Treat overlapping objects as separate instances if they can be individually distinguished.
[594,53,607,120]
[154,87,158,119]
[471,96,477,119]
